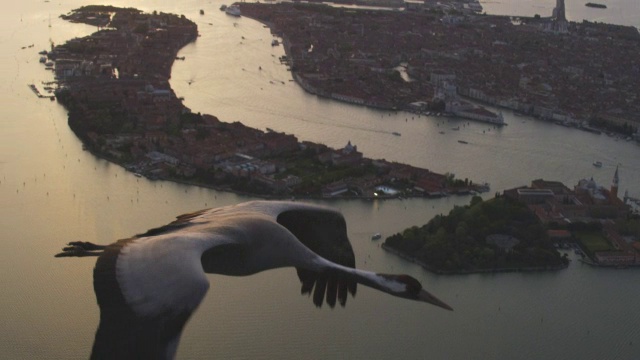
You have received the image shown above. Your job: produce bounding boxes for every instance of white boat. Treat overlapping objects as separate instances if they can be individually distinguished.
[593,161,602,168]
[225,5,241,17]
[371,233,381,240]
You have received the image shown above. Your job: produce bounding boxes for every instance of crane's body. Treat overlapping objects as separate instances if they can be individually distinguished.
[57,201,451,359]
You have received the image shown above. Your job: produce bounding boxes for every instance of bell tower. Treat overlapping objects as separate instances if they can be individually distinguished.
[553,0,566,22]
[610,165,619,199]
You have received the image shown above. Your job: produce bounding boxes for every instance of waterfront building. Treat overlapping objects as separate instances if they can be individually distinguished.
[322,180,349,197]
[322,140,363,166]
[505,171,630,223]
[430,71,456,86]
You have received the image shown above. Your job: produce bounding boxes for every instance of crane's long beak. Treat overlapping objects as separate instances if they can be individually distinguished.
[419,289,454,311]
[353,271,454,311]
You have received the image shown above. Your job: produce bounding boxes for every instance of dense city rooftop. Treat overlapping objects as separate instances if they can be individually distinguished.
[50,6,483,199]
[240,2,640,134]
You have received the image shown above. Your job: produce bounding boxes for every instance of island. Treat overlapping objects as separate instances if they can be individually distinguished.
[48,6,484,199]
[238,1,639,137]
[383,172,640,273]
[383,195,570,274]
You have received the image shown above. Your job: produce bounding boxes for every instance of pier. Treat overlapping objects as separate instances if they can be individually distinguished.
[28,83,55,100]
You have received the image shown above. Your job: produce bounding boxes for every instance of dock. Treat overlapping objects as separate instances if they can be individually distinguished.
[28,83,55,100]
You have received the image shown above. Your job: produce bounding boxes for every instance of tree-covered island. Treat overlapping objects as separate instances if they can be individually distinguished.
[383,195,569,274]
[49,6,485,200]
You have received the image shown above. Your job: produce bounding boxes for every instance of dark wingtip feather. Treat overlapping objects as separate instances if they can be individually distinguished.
[326,279,338,308]
[312,277,327,307]
[297,268,315,295]
[297,268,358,308]
[337,280,348,307]
[281,209,358,308]
[349,281,357,297]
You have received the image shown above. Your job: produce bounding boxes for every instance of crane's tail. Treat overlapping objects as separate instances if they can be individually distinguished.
[55,241,106,257]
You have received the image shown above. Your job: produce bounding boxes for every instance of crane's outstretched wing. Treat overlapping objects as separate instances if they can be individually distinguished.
[90,234,211,358]
[89,209,234,359]
[277,208,357,308]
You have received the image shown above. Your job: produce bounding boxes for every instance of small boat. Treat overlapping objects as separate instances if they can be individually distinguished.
[451,126,460,131]
[392,132,401,136]
[593,161,602,167]
[585,2,606,9]
[271,39,279,46]
[458,140,468,144]
[371,233,382,240]
[225,5,241,17]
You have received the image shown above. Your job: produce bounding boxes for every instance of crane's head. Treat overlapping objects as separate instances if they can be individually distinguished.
[375,273,453,311]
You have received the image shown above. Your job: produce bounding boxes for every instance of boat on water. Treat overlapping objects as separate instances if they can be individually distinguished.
[371,233,382,240]
[585,2,607,9]
[593,161,603,167]
[225,5,241,17]
[392,132,401,136]
[458,140,468,144]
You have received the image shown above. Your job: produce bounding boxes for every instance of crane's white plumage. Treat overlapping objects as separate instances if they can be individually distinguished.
[57,200,451,359]
[116,232,213,317]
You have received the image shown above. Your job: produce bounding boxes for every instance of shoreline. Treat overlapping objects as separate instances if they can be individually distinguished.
[381,243,569,275]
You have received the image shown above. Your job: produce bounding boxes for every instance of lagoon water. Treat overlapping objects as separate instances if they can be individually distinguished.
[1,0,639,359]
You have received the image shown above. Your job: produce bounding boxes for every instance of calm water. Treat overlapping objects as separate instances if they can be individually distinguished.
[1,0,639,359]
